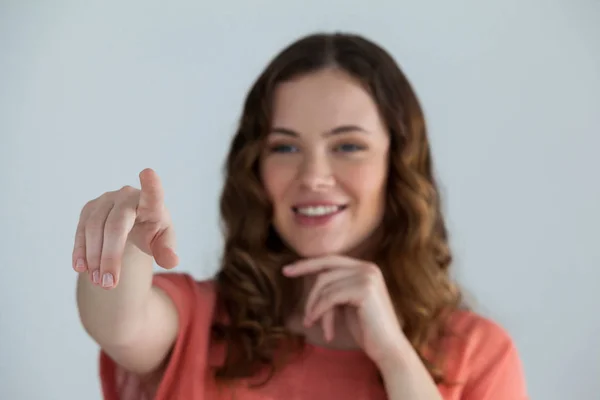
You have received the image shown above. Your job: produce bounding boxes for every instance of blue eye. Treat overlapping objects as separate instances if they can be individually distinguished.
[271,144,298,153]
[336,143,364,152]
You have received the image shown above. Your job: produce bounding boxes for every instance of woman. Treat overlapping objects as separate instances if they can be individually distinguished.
[73,32,528,399]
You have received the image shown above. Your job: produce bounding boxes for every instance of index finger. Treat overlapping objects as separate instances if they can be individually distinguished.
[322,310,335,342]
[282,255,360,276]
[138,168,164,214]
[72,202,94,272]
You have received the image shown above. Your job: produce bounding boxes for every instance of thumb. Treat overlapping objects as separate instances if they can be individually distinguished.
[150,224,179,269]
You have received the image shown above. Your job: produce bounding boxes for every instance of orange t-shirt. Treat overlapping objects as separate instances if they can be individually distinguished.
[99,273,528,399]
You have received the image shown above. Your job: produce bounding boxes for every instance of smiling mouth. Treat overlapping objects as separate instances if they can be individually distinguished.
[292,205,348,217]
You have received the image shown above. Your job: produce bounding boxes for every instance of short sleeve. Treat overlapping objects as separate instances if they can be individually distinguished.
[440,311,529,400]
[99,273,218,400]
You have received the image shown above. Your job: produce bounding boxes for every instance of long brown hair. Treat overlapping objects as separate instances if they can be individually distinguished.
[213,32,462,385]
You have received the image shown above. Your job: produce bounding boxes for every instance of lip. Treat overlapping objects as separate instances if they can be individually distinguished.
[291,203,348,227]
[292,201,347,209]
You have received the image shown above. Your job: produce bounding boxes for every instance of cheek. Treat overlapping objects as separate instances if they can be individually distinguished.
[338,161,387,204]
[261,160,296,204]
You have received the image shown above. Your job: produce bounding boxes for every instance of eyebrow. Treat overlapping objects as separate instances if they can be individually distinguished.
[270,125,369,137]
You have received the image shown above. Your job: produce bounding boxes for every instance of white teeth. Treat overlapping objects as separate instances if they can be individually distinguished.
[296,205,341,216]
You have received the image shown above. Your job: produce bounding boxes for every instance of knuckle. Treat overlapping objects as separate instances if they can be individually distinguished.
[361,264,381,286]
[72,242,86,253]
[86,253,101,269]
[363,263,380,277]
[100,254,121,270]
[80,199,96,217]
[118,185,138,197]
[116,186,140,205]
[324,289,335,303]
[316,273,328,286]
[104,220,125,235]
[83,199,94,210]
[359,275,371,289]
[99,191,116,201]
[73,232,86,246]
[85,218,105,232]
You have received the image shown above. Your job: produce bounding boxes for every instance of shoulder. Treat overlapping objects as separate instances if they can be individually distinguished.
[445,309,515,350]
[440,310,529,399]
[151,272,220,334]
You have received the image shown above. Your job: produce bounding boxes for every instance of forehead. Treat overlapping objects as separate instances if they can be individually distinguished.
[271,69,384,132]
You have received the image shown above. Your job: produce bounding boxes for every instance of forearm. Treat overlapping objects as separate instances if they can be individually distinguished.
[76,242,155,346]
[379,343,443,400]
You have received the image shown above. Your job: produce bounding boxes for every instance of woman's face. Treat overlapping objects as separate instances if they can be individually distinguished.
[260,68,390,258]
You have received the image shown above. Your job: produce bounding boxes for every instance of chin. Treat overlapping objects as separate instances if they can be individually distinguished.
[288,239,354,259]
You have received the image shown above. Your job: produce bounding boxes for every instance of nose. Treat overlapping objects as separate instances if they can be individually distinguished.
[298,152,335,191]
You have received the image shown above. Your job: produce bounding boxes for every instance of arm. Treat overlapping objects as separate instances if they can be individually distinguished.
[76,242,178,375]
[379,316,529,400]
[74,169,180,376]
[378,342,443,400]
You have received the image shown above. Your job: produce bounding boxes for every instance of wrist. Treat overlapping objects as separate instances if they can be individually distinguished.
[376,337,415,375]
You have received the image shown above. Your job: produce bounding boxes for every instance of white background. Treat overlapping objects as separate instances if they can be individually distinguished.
[1,1,599,399]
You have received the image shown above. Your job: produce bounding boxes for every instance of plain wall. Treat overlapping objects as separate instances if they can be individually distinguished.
[1,1,599,399]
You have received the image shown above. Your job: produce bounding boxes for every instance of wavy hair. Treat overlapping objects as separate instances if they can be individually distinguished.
[212,32,463,385]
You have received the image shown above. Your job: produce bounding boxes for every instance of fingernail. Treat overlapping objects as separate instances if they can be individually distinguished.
[282,266,293,274]
[102,273,114,288]
[75,259,86,271]
[92,270,100,284]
